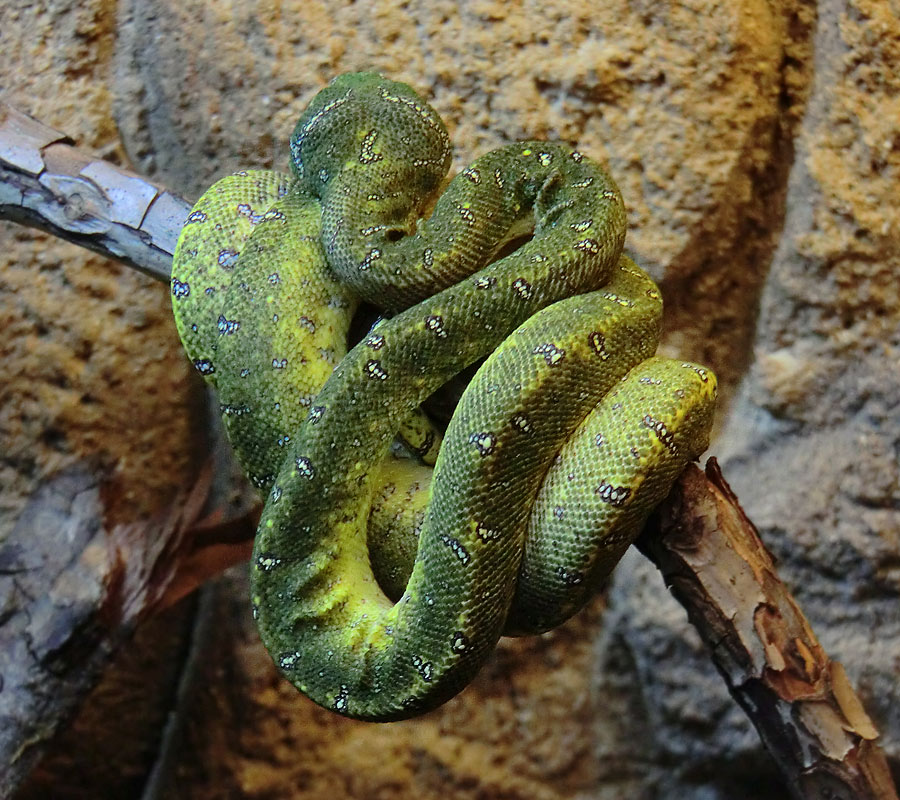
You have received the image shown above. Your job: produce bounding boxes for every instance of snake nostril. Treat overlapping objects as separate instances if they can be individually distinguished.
[385,228,405,242]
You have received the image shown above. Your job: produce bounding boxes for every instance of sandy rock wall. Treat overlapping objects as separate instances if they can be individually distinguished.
[1,0,897,797]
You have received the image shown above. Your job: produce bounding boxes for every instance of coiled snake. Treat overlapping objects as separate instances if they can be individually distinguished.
[171,72,717,721]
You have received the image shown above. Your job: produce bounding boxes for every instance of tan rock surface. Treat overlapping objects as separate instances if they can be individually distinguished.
[1,0,897,797]
[1,0,196,533]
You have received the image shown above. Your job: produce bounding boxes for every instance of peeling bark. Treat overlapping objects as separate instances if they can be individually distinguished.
[0,103,187,283]
[637,461,898,800]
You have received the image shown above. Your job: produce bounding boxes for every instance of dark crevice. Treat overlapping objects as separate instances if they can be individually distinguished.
[658,0,818,417]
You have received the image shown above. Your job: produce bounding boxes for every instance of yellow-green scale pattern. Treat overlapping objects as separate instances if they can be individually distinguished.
[171,72,717,721]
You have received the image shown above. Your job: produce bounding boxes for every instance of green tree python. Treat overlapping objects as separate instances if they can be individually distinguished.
[171,72,717,721]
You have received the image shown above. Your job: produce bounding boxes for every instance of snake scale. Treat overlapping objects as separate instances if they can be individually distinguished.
[171,72,717,721]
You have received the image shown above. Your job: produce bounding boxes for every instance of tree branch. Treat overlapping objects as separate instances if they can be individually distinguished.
[1,106,896,800]
[637,461,897,800]
[0,103,188,283]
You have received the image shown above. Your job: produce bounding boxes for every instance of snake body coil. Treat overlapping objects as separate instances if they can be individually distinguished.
[171,72,717,721]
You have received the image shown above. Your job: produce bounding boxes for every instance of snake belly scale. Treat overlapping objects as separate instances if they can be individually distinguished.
[171,72,717,721]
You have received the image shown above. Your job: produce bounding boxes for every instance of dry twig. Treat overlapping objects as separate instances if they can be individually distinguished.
[638,461,897,800]
[0,103,186,282]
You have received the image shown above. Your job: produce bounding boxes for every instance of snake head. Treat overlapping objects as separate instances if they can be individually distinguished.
[289,72,451,198]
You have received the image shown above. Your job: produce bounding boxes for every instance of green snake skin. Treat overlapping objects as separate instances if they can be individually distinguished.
[171,72,717,721]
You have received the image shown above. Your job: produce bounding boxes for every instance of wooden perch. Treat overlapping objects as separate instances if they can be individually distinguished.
[0,103,187,283]
[0,105,896,800]
[637,461,898,800]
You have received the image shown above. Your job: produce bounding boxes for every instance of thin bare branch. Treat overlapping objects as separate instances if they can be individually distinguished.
[637,460,898,800]
[0,103,188,283]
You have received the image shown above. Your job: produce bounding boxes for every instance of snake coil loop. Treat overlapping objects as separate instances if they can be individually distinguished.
[171,72,717,720]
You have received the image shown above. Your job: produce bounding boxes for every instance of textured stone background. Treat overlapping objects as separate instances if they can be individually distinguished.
[1,0,898,797]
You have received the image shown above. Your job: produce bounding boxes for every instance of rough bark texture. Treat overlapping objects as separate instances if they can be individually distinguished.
[1,0,898,798]
[0,104,186,283]
[637,462,896,800]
